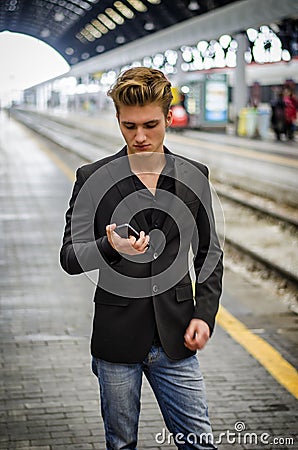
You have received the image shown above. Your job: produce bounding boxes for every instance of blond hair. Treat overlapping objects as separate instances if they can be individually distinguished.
[107,67,173,116]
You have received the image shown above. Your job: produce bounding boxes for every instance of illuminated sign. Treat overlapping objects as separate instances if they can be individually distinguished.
[205,74,228,122]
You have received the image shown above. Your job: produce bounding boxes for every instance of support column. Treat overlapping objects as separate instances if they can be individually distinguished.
[233,32,248,132]
[36,85,47,111]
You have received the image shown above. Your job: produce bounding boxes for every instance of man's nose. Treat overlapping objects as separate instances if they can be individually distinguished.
[135,127,146,142]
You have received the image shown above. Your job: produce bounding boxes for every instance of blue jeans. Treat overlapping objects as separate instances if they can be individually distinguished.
[92,346,217,450]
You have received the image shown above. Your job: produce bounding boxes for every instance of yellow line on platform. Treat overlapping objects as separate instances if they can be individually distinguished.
[217,305,298,399]
[42,145,76,182]
[168,134,298,168]
[34,131,298,400]
[26,128,76,182]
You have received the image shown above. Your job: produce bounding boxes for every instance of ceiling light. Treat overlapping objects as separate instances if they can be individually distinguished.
[98,14,116,30]
[270,23,280,33]
[105,8,125,25]
[181,63,190,72]
[153,53,164,67]
[116,35,126,44]
[188,1,200,11]
[165,49,178,65]
[144,22,155,31]
[77,0,91,10]
[246,28,258,42]
[181,85,190,94]
[6,0,17,11]
[282,49,291,61]
[143,56,152,66]
[107,71,117,84]
[86,24,102,38]
[197,40,208,53]
[182,47,193,63]
[65,47,74,55]
[81,29,95,41]
[164,64,174,74]
[229,40,238,50]
[54,12,65,22]
[40,28,50,38]
[76,33,85,43]
[96,45,105,53]
[114,1,135,19]
[219,34,231,49]
[92,19,109,34]
[126,0,147,12]
[260,25,270,34]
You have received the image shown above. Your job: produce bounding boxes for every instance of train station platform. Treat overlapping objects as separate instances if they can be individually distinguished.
[12,107,298,208]
[0,111,297,450]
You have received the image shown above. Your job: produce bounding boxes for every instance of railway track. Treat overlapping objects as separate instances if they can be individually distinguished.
[215,185,297,306]
[12,109,298,305]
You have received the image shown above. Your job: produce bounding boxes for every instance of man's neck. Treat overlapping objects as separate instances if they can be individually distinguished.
[128,150,166,175]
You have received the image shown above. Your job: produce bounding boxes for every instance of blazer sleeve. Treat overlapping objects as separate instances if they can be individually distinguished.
[192,167,223,335]
[60,167,121,275]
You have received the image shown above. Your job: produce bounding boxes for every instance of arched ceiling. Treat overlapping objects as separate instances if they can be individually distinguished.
[0,0,241,65]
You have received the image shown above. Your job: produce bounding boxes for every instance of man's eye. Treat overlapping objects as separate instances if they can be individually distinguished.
[125,125,135,130]
[146,123,157,129]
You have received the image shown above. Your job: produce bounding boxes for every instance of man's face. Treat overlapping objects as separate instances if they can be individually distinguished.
[117,103,172,155]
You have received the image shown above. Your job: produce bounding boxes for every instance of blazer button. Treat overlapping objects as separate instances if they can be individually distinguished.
[153,252,158,259]
[152,284,159,294]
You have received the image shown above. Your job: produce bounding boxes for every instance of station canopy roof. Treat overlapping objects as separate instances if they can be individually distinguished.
[0,0,248,65]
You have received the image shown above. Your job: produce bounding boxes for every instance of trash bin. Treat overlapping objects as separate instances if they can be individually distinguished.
[257,108,271,139]
[246,108,258,138]
[237,108,247,136]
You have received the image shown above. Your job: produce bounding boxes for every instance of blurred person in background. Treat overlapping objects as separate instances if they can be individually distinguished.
[270,88,286,141]
[283,85,298,141]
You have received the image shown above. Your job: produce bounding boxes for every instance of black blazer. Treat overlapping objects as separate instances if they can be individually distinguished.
[60,146,223,363]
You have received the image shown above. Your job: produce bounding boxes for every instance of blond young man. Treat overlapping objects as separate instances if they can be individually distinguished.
[60,67,223,449]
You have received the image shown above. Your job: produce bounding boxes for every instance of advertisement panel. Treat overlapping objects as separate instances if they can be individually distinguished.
[205,74,228,123]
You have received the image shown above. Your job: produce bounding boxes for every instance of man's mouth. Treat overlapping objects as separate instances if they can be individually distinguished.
[134,144,150,149]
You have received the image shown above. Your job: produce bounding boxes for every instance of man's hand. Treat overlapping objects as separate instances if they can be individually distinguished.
[106,223,150,256]
[184,319,210,351]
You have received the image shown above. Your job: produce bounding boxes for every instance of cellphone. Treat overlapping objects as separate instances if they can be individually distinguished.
[115,223,140,239]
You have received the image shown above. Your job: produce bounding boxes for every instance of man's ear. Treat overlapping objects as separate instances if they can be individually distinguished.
[166,110,173,127]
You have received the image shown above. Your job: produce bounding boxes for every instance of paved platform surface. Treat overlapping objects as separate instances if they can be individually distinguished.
[0,113,297,449]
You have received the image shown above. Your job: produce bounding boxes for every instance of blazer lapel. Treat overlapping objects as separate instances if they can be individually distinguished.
[161,157,191,238]
[161,155,205,238]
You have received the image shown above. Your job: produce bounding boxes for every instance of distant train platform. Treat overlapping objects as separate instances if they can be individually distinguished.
[0,111,297,449]
[11,107,298,205]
